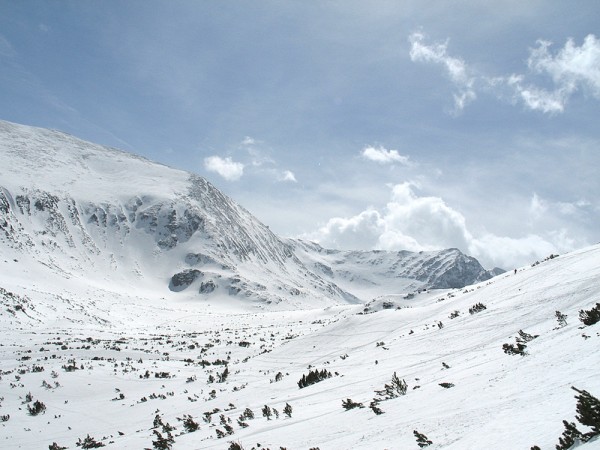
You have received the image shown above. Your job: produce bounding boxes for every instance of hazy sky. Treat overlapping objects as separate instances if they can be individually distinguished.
[1,1,599,269]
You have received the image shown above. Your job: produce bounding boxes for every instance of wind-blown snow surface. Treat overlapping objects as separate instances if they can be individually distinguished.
[1,244,600,449]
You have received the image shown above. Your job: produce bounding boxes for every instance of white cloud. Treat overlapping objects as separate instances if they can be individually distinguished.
[278,170,297,183]
[409,32,476,112]
[409,32,600,114]
[361,146,410,165]
[528,35,600,97]
[310,209,386,250]
[203,155,244,181]
[307,182,578,269]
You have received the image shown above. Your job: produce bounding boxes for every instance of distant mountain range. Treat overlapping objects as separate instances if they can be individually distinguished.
[0,120,502,310]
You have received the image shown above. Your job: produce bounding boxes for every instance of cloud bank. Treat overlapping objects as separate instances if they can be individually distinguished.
[409,32,600,114]
[306,183,582,269]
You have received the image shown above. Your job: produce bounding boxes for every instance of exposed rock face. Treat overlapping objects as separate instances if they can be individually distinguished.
[169,269,203,292]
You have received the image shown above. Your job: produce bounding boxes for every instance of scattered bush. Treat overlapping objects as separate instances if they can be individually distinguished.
[502,343,527,356]
[374,372,407,400]
[579,303,600,326]
[297,369,332,389]
[27,400,46,416]
[218,367,229,383]
[181,415,199,432]
[152,430,174,450]
[241,408,254,420]
[49,443,67,450]
[552,386,600,449]
[414,430,432,448]
[516,329,539,344]
[469,303,487,314]
[283,403,293,418]
[342,398,364,410]
[369,400,384,415]
[76,434,105,448]
[439,382,455,389]
[228,443,244,450]
[555,310,568,328]
[262,405,272,420]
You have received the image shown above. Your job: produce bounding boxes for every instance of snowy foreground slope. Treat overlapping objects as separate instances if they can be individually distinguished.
[1,244,599,449]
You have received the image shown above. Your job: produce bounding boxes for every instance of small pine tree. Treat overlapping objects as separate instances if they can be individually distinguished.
[182,415,199,432]
[49,443,67,450]
[283,403,293,418]
[369,400,384,415]
[242,407,254,420]
[516,330,538,344]
[414,430,433,448]
[215,429,226,439]
[572,386,600,439]
[218,367,229,383]
[555,310,568,327]
[556,420,582,450]
[153,414,164,429]
[579,303,600,326]
[469,303,487,314]
[27,400,46,416]
[77,434,105,448]
[341,398,364,410]
[375,372,407,400]
[228,442,244,450]
[262,405,272,420]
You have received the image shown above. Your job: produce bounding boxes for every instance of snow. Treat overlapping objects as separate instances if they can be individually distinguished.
[1,120,599,449]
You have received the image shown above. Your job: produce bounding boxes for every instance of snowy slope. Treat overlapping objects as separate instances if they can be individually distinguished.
[1,244,599,449]
[0,120,599,449]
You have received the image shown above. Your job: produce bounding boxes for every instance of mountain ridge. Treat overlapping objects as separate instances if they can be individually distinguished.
[1,119,500,312]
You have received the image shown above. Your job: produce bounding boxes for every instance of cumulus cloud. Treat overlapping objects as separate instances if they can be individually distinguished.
[409,32,600,114]
[409,32,476,113]
[203,155,244,181]
[361,145,411,165]
[307,183,579,269]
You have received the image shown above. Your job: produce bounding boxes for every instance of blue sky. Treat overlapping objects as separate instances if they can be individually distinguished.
[1,1,599,269]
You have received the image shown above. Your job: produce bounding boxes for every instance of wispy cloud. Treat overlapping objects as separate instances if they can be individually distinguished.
[409,32,476,113]
[0,34,16,58]
[203,155,244,181]
[361,145,411,165]
[409,32,600,114]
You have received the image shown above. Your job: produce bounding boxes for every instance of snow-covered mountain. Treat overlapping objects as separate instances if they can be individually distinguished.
[0,120,498,313]
[1,120,599,449]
